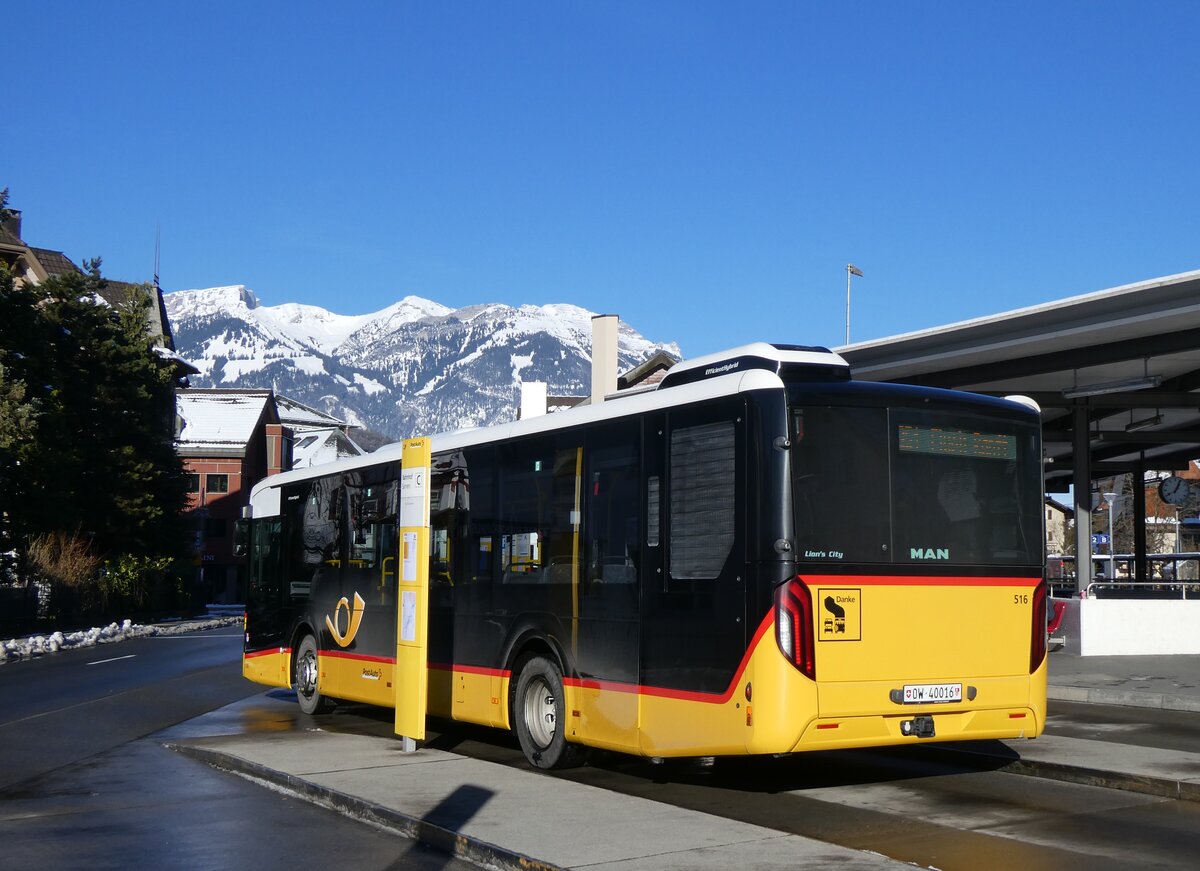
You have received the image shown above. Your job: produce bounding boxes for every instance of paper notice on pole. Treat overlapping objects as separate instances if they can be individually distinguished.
[400,465,429,528]
[402,530,418,581]
[400,590,417,642]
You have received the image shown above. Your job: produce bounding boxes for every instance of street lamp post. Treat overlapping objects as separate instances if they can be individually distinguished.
[845,264,863,345]
[1103,491,1118,580]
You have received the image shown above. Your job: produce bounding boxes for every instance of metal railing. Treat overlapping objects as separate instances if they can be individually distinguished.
[1082,581,1199,600]
[1047,553,1200,585]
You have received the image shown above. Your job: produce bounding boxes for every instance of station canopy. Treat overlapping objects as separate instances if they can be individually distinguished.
[836,269,1200,587]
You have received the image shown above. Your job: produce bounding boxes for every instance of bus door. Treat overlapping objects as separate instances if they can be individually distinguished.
[338,469,399,703]
[244,517,287,684]
[573,419,641,750]
[640,404,747,754]
[446,446,505,725]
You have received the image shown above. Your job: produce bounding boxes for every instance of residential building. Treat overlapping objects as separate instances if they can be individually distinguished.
[1,207,186,363]
[276,394,365,467]
[174,389,365,605]
[175,389,291,605]
[1045,497,1073,555]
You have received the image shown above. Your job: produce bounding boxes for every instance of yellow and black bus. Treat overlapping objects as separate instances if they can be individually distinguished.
[242,343,1047,769]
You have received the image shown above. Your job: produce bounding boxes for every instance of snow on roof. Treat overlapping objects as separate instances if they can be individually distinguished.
[275,394,349,429]
[176,391,272,451]
[290,427,364,468]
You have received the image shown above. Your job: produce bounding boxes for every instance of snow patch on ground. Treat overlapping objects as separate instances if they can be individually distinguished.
[0,617,240,665]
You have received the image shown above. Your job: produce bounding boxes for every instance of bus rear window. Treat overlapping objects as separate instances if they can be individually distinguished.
[791,407,890,564]
[790,405,1041,567]
[892,412,1040,566]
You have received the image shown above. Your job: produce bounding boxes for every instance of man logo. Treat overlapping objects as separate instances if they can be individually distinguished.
[326,591,366,647]
[911,547,950,560]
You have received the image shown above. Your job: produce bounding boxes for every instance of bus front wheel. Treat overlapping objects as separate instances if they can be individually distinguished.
[294,634,333,715]
[512,655,586,770]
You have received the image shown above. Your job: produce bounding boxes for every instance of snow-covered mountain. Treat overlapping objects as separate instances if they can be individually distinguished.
[165,285,681,440]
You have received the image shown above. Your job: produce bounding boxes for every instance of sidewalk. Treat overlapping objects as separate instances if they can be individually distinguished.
[169,728,913,870]
[165,654,1200,871]
[1047,649,1200,713]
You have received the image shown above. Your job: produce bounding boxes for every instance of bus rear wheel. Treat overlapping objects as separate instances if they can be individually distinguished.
[294,634,333,715]
[512,655,587,770]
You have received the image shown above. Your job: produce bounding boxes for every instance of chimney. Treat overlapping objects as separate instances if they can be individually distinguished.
[519,381,548,419]
[591,315,619,405]
[1,208,22,242]
[265,424,293,475]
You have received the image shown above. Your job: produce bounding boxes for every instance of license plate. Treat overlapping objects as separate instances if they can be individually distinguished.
[901,682,962,704]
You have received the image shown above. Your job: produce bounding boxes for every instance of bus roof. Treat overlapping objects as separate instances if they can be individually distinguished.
[248,342,1037,502]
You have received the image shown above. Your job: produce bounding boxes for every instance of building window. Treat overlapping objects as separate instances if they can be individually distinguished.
[207,474,229,494]
[185,473,200,493]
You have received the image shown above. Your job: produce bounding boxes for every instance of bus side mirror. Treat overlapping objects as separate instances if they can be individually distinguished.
[234,520,250,557]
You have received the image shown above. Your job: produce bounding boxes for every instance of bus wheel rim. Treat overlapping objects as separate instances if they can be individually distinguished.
[299,651,317,698]
[523,676,556,748]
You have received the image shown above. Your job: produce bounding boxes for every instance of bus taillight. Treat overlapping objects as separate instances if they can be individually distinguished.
[775,578,816,679]
[1030,579,1048,673]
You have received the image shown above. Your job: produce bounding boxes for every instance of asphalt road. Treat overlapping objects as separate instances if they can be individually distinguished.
[0,628,258,791]
[0,628,478,871]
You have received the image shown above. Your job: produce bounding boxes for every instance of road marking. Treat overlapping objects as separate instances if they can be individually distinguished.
[148,632,243,639]
[86,654,137,666]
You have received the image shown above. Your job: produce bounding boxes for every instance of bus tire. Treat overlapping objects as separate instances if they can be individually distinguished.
[294,634,333,715]
[512,655,586,770]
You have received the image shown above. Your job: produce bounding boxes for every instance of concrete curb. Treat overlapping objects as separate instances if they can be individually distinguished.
[1049,684,1200,714]
[915,741,1200,804]
[167,741,565,871]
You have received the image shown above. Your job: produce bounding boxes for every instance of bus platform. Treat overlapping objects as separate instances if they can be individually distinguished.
[1047,649,1200,713]
[165,656,1200,871]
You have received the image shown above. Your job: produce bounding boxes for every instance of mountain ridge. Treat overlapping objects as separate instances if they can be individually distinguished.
[165,286,681,440]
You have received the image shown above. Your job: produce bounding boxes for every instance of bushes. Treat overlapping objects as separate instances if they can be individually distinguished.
[22,531,188,628]
[27,530,102,590]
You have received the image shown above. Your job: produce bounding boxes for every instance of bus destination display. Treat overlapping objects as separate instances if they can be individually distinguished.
[897,425,1016,460]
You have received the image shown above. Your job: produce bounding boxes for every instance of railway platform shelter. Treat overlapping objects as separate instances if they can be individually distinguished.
[837,269,1200,592]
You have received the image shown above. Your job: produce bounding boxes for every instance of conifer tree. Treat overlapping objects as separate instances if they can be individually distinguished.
[0,256,189,579]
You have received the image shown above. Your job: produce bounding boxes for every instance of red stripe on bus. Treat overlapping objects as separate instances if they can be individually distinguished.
[564,610,776,705]
[320,649,396,665]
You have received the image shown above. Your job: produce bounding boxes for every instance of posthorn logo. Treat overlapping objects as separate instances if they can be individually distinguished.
[325,591,366,647]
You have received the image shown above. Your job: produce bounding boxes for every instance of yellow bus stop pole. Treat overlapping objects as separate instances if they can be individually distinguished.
[394,437,431,752]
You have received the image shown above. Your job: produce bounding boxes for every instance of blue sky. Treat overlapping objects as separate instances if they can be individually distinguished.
[6,2,1200,356]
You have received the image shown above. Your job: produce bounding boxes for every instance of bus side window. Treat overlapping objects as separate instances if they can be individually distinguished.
[345,470,398,608]
[233,519,249,557]
[248,518,282,603]
[586,427,639,585]
[283,475,343,600]
[430,451,471,587]
[431,446,495,587]
[498,438,553,583]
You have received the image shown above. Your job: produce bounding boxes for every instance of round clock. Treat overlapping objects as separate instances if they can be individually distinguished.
[1159,476,1191,506]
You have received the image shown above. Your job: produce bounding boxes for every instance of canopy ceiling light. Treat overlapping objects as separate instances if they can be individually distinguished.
[1125,413,1164,432]
[1062,375,1162,399]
